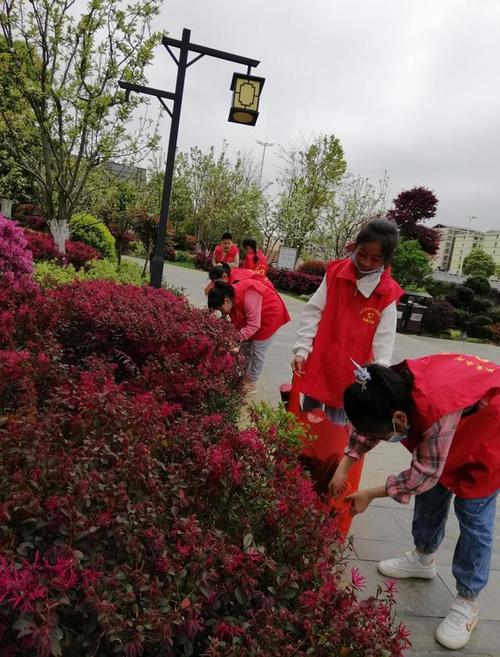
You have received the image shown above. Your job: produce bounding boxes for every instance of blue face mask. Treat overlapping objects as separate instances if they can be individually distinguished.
[387,418,407,443]
[351,254,384,276]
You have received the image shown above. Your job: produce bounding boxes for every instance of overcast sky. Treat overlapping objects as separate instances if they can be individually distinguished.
[144,0,500,231]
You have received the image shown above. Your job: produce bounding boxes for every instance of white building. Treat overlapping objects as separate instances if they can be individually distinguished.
[482,230,500,274]
[432,224,467,271]
[448,231,485,274]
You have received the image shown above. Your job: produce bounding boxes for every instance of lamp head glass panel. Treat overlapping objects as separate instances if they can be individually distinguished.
[228,73,265,126]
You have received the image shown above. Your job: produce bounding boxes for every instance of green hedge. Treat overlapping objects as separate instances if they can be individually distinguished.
[34,259,146,288]
[70,213,116,260]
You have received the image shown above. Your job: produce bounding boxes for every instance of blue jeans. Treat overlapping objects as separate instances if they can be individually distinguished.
[302,395,347,426]
[412,483,499,599]
[245,336,275,383]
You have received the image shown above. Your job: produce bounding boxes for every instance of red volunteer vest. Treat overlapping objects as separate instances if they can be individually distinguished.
[301,258,403,407]
[229,268,272,288]
[242,250,268,275]
[231,278,290,341]
[401,353,500,498]
[214,244,239,264]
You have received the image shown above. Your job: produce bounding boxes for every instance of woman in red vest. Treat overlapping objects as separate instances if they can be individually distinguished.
[292,218,403,425]
[212,232,240,268]
[207,280,290,393]
[331,355,500,650]
[242,238,268,275]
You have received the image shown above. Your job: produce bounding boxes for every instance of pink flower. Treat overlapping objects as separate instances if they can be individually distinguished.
[350,567,367,590]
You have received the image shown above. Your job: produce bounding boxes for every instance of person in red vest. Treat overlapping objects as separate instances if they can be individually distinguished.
[292,218,403,425]
[212,232,239,268]
[203,263,271,296]
[207,279,290,393]
[330,355,500,650]
[241,238,268,275]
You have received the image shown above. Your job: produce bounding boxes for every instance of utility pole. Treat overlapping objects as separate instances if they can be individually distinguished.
[256,139,274,188]
[119,29,262,288]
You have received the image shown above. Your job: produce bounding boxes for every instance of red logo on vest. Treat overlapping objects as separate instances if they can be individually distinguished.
[360,306,381,325]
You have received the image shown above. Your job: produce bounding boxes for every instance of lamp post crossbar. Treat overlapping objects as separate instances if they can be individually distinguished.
[119,28,260,288]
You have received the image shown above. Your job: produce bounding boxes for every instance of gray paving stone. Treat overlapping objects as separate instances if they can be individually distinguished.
[402,616,500,656]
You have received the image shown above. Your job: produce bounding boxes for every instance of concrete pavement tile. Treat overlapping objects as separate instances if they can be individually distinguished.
[347,558,454,618]
[350,507,414,542]
[401,616,500,656]
[437,567,500,621]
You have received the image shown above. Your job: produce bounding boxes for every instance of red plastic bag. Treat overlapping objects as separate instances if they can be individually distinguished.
[288,374,364,536]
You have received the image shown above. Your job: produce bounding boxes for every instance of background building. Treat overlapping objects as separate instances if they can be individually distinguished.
[448,229,485,274]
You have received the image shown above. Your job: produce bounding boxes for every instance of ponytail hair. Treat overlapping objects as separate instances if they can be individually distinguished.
[207,281,235,310]
[343,363,413,435]
[242,238,259,265]
[208,265,227,282]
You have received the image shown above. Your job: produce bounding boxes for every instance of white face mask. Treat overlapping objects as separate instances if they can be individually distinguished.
[351,254,384,276]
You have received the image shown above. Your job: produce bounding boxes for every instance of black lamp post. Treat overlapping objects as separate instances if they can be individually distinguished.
[119,28,264,289]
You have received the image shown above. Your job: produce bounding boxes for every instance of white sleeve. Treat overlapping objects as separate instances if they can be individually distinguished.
[292,275,327,359]
[372,301,397,366]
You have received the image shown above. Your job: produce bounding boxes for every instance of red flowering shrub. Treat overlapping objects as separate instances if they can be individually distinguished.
[489,323,500,345]
[64,240,101,269]
[194,251,213,271]
[297,259,327,277]
[267,266,322,296]
[23,229,61,262]
[13,203,48,232]
[0,276,409,656]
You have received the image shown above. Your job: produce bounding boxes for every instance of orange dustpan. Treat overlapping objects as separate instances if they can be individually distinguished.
[287,373,364,537]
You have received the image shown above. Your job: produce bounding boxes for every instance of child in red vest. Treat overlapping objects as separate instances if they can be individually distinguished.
[242,238,268,275]
[212,232,240,268]
[331,355,500,650]
[203,263,271,296]
[292,218,402,424]
[208,280,290,393]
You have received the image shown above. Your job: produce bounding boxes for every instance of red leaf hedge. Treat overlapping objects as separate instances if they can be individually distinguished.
[0,277,409,656]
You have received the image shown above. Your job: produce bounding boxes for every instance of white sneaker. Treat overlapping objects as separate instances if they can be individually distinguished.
[378,549,437,579]
[435,598,479,650]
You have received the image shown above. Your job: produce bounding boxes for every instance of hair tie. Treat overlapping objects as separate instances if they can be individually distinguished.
[351,358,371,391]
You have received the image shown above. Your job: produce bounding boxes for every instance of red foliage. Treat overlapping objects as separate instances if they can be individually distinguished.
[194,250,213,271]
[0,277,409,656]
[64,240,101,269]
[297,259,327,277]
[489,323,500,345]
[267,267,322,296]
[13,204,48,232]
[23,229,61,262]
[387,187,440,255]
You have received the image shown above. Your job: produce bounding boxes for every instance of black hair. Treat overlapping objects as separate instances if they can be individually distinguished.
[221,232,233,241]
[242,238,259,265]
[208,265,228,282]
[220,262,231,273]
[355,218,399,264]
[207,281,235,310]
[343,364,413,435]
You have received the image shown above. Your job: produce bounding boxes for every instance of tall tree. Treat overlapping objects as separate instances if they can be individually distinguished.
[387,186,440,255]
[462,248,496,279]
[309,172,389,260]
[0,0,163,251]
[274,135,347,255]
[392,239,432,290]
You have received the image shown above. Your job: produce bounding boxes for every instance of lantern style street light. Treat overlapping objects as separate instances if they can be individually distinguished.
[228,73,265,126]
[119,28,264,288]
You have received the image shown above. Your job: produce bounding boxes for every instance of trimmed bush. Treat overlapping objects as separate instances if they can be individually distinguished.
[454,308,472,331]
[194,250,212,271]
[34,260,80,288]
[466,315,492,339]
[65,240,101,270]
[13,203,47,231]
[175,233,197,251]
[175,250,195,263]
[421,298,455,335]
[464,276,491,296]
[297,259,327,277]
[70,212,116,260]
[23,228,61,262]
[84,259,146,285]
[0,214,34,281]
[0,275,408,656]
[455,285,474,307]
[489,323,500,345]
[469,297,493,314]
[267,267,322,296]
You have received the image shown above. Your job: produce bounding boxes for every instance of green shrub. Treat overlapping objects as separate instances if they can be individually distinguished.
[464,276,491,296]
[85,259,146,285]
[175,249,195,263]
[456,285,474,307]
[470,297,493,314]
[466,314,492,339]
[70,212,116,260]
[454,308,472,330]
[34,260,81,287]
[421,298,455,335]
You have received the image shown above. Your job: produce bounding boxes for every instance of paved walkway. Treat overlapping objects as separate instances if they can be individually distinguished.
[155,261,500,656]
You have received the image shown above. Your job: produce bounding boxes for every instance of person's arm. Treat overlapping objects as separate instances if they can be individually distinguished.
[237,289,262,341]
[329,430,380,496]
[372,301,397,366]
[292,275,328,359]
[231,252,240,268]
[385,410,462,504]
